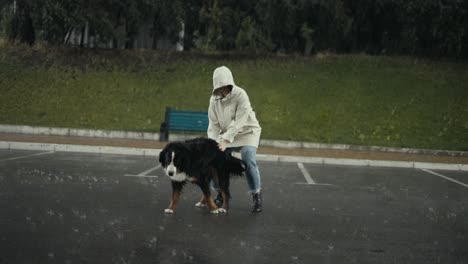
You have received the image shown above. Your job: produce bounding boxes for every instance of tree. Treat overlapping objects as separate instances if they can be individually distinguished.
[148,0,185,49]
[256,0,301,52]
[193,0,223,51]
[235,16,273,52]
[0,0,466,58]
[1,0,36,45]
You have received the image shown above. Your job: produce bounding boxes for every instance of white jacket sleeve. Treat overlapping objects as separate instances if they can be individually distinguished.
[207,101,221,141]
[221,91,251,143]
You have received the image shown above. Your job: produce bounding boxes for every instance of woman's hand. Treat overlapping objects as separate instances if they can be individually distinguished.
[218,140,228,151]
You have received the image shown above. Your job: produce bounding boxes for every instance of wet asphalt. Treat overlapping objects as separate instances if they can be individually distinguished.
[1,149,467,264]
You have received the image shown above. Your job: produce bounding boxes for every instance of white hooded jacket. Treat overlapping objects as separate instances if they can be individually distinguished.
[208,66,262,148]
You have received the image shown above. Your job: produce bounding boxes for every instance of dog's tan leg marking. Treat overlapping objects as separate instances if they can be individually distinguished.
[206,166,221,214]
[165,190,181,214]
[206,195,219,213]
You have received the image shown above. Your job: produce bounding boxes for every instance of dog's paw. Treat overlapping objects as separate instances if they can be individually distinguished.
[195,202,207,208]
[164,209,174,214]
[210,209,220,214]
[217,208,227,213]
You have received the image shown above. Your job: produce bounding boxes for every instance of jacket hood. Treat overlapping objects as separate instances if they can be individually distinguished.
[212,66,235,92]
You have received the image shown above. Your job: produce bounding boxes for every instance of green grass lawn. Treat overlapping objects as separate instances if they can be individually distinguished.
[0,46,467,150]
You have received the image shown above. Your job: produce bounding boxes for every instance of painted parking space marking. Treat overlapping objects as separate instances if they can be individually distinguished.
[123,174,159,178]
[124,165,161,178]
[421,169,468,189]
[296,162,333,186]
[0,151,54,162]
[298,162,316,184]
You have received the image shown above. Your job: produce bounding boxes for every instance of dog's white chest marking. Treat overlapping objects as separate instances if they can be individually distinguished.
[171,172,188,182]
[188,177,198,182]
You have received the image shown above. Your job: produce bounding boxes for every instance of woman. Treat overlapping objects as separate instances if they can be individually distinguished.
[207,66,263,212]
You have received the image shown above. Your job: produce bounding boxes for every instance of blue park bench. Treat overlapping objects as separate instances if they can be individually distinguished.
[159,107,209,141]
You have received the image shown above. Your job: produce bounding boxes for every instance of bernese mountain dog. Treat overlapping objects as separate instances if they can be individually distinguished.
[158,138,245,214]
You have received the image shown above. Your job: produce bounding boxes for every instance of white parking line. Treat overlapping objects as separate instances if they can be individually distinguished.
[137,165,161,176]
[124,165,161,178]
[0,151,54,162]
[123,174,159,178]
[421,169,468,189]
[296,163,334,186]
[297,162,316,184]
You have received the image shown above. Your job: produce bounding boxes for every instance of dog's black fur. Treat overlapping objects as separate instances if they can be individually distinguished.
[159,137,244,214]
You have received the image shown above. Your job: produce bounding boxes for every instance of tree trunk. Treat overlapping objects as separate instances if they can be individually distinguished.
[80,25,85,47]
[152,14,159,49]
[19,1,35,46]
[64,27,73,44]
[125,19,133,49]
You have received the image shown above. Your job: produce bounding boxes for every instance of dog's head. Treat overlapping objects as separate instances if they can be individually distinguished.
[159,143,191,182]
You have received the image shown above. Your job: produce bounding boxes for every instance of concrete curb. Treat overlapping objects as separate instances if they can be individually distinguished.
[1,124,467,157]
[1,141,466,171]
[0,141,160,156]
[0,124,160,141]
[259,139,468,157]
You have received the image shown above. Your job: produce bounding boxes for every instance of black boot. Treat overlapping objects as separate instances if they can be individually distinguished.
[251,192,262,213]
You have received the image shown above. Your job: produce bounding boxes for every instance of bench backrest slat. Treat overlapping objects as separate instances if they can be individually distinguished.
[166,109,208,132]
[160,107,209,141]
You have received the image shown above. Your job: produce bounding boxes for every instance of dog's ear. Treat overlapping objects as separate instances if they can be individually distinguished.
[159,149,166,165]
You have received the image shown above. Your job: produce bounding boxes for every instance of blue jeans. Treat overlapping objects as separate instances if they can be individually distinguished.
[227,146,262,193]
[211,146,262,194]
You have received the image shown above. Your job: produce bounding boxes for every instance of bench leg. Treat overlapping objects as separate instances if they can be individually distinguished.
[159,123,169,141]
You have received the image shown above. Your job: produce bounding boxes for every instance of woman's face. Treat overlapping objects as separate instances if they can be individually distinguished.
[214,85,231,98]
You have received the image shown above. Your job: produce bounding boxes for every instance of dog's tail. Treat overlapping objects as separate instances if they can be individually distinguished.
[219,153,244,200]
[224,154,245,176]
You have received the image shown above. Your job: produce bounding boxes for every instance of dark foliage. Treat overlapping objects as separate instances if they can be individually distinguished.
[0,0,466,58]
